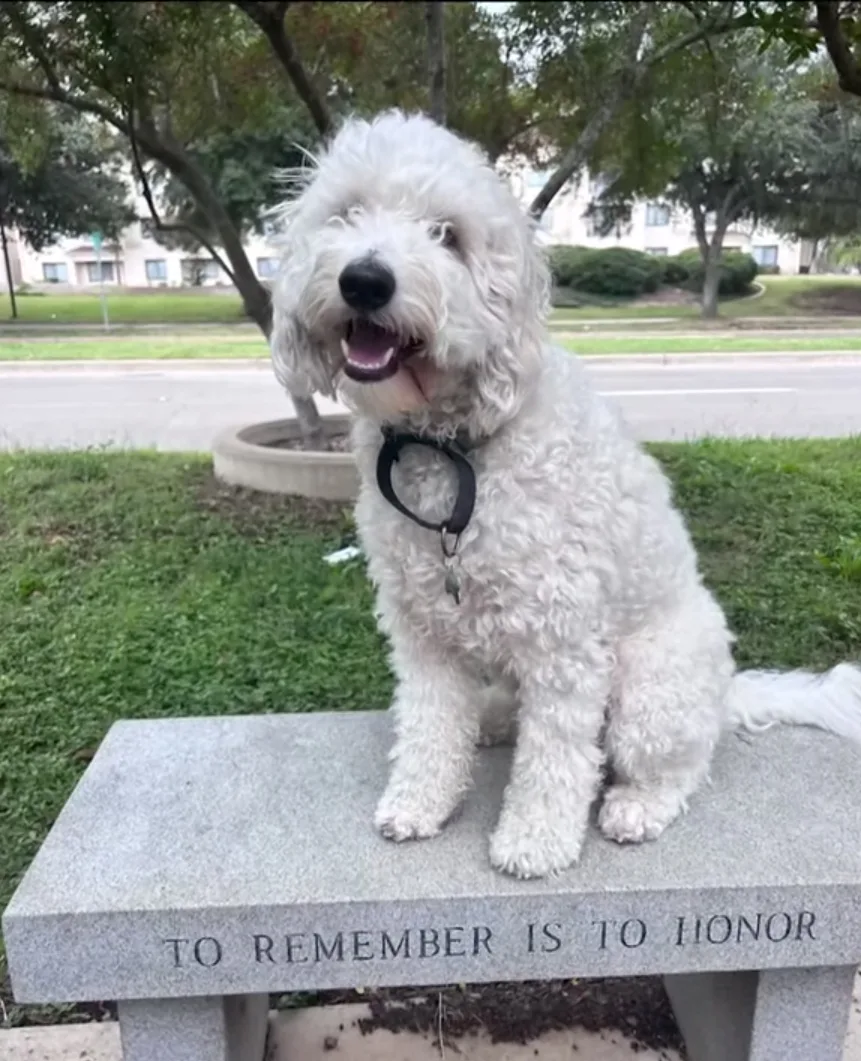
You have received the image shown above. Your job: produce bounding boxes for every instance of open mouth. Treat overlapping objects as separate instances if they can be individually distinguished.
[340,319,425,383]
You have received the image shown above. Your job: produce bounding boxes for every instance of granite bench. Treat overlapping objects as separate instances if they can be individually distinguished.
[3,711,861,1061]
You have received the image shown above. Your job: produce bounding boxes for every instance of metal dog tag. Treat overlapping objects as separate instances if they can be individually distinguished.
[444,566,461,605]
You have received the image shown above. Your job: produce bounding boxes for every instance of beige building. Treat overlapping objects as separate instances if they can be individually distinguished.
[2,179,281,293]
[512,169,812,273]
[6,222,281,292]
[2,166,812,294]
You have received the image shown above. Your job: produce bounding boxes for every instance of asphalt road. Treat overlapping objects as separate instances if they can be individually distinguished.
[2,356,860,451]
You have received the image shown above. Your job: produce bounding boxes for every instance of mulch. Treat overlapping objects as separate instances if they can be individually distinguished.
[195,474,350,537]
[791,286,861,315]
[3,975,685,1056]
[269,431,352,452]
[276,978,686,1057]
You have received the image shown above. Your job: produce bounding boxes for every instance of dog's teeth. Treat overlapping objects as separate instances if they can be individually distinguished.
[382,347,395,363]
[340,337,350,358]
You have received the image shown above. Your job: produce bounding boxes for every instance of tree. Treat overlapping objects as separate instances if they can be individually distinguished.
[764,83,861,256]
[503,2,755,219]
[0,0,325,443]
[237,1,539,163]
[426,2,447,125]
[584,33,829,317]
[741,2,861,98]
[0,111,132,318]
[146,123,313,255]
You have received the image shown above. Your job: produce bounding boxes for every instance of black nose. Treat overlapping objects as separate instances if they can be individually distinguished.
[338,258,396,312]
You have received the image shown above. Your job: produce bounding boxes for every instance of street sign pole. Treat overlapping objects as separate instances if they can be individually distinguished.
[92,231,110,332]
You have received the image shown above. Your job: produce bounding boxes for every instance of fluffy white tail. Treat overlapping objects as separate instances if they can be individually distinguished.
[727,663,861,745]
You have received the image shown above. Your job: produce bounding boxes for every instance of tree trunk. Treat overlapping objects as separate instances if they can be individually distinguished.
[816,1,861,99]
[0,210,18,320]
[233,0,333,136]
[701,252,722,319]
[136,123,326,446]
[425,2,446,125]
[529,5,742,219]
[697,206,733,320]
[529,70,634,219]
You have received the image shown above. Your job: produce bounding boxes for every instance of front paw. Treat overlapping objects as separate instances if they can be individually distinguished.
[598,784,684,844]
[489,809,586,879]
[374,786,452,843]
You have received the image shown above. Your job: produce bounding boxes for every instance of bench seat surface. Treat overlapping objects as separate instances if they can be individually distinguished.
[4,710,861,1001]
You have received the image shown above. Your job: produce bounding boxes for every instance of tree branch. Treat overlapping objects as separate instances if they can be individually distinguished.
[127,115,238,286]
[711,183,744,249]
[529,10,650,217]
[0,77,132,137]
[425,1,447,125]
[528,3,745,219]
[816,0,861,97]
[233,0,332,135]
[2,2,63,97]
[647,1,741,67]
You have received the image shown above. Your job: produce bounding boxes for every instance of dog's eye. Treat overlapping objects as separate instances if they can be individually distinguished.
[335,203,364,224]
[430,221,459,253]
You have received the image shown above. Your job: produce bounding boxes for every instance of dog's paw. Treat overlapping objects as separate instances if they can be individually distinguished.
[374,789,450,843]
[598,785,684,844]
[489,812,585,879]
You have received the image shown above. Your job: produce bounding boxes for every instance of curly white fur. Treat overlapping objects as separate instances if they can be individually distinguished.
[271,110,861,879]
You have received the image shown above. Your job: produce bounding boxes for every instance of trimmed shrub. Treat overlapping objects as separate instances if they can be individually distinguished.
[676,249,759,296]
[655,254,691,286]
[547,244,592,288]
[572,247,663,297]
[549,245,663,298]
[548,245,757,299]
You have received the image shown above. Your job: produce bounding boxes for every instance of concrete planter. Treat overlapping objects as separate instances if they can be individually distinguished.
[212,416,359,501]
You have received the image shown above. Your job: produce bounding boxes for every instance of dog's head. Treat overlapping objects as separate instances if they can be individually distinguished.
[270,110,549,438]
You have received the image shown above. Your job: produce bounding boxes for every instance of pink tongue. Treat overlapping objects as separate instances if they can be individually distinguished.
[348,321,399,365]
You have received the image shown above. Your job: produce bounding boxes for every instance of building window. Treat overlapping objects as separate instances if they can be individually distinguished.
[257,257,278,279]
[646,247,668,256]
[752,245,778,267]
[145,259,168,282]
[42,262,68,283]
[181,258,220,285]
[526,170,550,189]
[538,207,556,233]
[645,203,670,227]
[85,261,115,283]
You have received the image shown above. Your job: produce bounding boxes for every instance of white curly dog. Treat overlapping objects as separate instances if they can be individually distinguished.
[271,110,861,879]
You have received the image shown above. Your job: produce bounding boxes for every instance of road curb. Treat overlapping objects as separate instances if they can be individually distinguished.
[0,358,272,373]
[3,351,861,374]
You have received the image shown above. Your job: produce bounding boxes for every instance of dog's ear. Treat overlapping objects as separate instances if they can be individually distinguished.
[468,211,550,435]
[268,191,336,400]
[270,288,331,400]
[512,214,552,349]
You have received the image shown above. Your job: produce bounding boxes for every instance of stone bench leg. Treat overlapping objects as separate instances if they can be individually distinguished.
[665,966,855,1061]
[118,993,269,1061]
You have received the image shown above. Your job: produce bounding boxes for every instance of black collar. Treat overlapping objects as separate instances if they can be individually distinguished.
[375,427,476,548]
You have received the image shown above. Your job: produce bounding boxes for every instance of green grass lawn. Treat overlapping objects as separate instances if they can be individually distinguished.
[2,331,860,362]
[561,335,861,355]
[0,291,247,324]
[2,442,861,1022]
[552,275,861,321]
[0,334,268,361]
[3,275,861,329]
